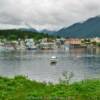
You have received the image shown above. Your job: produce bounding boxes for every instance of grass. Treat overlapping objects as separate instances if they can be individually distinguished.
[0,76,100,100]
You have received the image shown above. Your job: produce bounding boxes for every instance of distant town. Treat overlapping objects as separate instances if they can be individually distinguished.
[0,36,100,51]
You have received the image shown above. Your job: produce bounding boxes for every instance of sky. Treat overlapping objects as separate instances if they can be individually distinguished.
[0,0,100,30]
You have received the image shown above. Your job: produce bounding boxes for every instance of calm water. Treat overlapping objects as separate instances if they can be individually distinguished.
[0,48,100,83]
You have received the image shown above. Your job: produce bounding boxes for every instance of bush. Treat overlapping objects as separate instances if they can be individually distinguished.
[0,76,100,100]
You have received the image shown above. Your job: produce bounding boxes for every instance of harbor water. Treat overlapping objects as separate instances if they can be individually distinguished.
[0,47,100,83]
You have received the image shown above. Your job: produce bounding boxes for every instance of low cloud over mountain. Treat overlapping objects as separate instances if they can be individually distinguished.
[0,0,100,30]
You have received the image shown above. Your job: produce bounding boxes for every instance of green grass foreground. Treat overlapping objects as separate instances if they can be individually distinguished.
[0,76,100,100]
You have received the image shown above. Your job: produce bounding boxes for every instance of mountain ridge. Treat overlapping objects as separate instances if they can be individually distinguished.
[55,16,100,38]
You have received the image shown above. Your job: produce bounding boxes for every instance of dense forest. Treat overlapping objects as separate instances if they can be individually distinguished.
[0,29,53,40]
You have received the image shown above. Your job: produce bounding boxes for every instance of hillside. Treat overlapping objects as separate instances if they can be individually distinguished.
[0,29,50,40]
[56,16,100,38]
[40,29,56,35]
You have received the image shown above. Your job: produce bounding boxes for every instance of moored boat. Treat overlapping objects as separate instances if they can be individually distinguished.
[50,56,57,64]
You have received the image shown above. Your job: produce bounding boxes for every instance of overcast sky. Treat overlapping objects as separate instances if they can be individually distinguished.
[0,0,100,30]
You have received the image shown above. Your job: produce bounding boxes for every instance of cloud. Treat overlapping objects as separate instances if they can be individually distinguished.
[0,0,100,30]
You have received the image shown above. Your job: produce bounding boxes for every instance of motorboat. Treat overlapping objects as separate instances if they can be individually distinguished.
[27,46,37,50]
[50,56,57,64]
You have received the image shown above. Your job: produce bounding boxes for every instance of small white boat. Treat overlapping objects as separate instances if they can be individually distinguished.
[50,56,57,64]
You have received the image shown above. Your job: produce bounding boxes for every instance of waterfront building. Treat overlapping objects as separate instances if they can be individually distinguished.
[39,38,57,50]
[92,37,100,43]
[64,38,82,47]
[25,39,37,50]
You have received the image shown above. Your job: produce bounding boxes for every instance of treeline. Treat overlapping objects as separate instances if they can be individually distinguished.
[0,29,53,40]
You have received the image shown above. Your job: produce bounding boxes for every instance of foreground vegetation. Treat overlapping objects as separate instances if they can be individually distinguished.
[0,76,100,100]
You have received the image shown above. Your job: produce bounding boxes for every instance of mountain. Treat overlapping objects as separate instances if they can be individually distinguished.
[21,28,56,35]
[40,29,56,35]
[20,28,38,33]
[56,16,100,38]
[0,29,52,40]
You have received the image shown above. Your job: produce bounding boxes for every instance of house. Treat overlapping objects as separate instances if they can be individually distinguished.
[39,38,57,50]
[64,38,82,47]
[92,37,100,43]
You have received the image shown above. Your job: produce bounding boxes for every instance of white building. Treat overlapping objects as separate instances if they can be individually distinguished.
[25,39,37,50]
[92,37,100,43]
